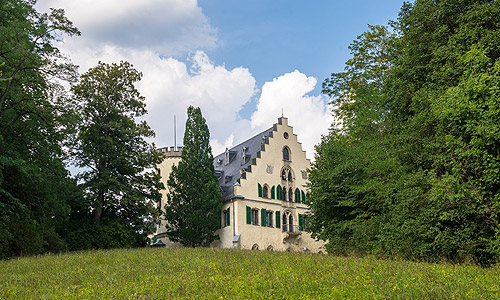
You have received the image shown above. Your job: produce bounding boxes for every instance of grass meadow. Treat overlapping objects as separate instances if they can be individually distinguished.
[0,247,499,299]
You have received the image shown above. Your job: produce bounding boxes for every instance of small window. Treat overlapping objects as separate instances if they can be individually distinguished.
[266,211,273,227]
[251,209,259,225]
[283,147,290,161]
[283,132,289,139]
[223,207,230,227]
[263,185,269,198]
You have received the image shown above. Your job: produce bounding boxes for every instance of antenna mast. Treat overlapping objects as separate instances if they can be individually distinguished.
[174,115,177,151]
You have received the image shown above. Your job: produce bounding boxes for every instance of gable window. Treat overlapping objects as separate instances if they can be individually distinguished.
[295,188,300,203]
[283,146,290,161]
[252,209,259,225]
[266,211,273,227]
[263,185,269,198]
[288,187,293,202]
[282,211,293,233]
[277,185,283,200]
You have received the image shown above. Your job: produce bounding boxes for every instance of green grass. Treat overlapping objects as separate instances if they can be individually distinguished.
[0,247,499,299]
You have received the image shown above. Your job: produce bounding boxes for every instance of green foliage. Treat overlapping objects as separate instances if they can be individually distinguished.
[311,0,500,265]
[65,218,145,251]
[164,106,222,247]
[1,247,500,299]
[71,61,164,247]
[0,0,81,258]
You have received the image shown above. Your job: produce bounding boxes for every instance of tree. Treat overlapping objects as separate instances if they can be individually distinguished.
[0,0,81,258]
[311,0,500,264]
[164,106,222,247]
[71,61,163,247]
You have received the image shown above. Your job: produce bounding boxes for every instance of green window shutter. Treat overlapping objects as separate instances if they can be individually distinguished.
[295,188,300,203]
[246,206,251,224]
[277,185,282,200]
[227,207,230,226]
[271,186,275,199]
[275,211,281,229]
[258,183,263,197]
[301,191,306,203]
[261,208,266,226]
[299,214,304,231]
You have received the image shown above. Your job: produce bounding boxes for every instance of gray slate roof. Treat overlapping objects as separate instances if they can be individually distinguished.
[213,126,275,201]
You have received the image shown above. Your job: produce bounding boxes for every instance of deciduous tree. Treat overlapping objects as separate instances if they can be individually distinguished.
[72,61,163,245]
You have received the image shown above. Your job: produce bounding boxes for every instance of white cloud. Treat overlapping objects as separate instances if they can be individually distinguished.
[36,1,332,161]
[251,70,333,160]
[37,0,216,56]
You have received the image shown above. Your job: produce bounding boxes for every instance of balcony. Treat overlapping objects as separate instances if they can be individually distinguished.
[282,224,301,235]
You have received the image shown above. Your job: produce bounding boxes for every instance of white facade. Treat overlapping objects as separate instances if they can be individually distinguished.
[156,117,325,253]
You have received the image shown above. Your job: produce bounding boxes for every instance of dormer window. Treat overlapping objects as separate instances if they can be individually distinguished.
[283,146,290,161]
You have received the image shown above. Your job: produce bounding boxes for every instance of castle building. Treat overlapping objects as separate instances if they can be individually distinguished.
[155,117,324,253]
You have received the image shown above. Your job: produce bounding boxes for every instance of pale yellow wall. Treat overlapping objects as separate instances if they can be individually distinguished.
[216,117,325,253]
[157,118,325,253]
[155,147,181,243]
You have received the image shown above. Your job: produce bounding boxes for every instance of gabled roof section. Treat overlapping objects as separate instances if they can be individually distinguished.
[213,127,272,201]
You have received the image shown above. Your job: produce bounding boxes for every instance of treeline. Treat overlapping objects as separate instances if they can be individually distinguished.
[308,0,500,265]
[0,0,162,258]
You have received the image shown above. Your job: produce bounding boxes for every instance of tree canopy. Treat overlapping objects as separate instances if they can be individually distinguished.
[163,106,222,247]
[309,0,500,265]
[67,61,164,249]
[0,0,80,258]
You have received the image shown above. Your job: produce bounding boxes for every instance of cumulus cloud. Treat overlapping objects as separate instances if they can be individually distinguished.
[37,0,217,56]
[251,70,333,159]
[35,1,332,160]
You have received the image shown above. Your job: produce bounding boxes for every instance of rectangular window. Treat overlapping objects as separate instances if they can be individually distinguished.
[266,211,273,227]
[251,209,259,225]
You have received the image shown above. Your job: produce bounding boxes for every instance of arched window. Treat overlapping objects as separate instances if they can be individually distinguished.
[271,186,275,199]
[295,188,300,203]
[258,183,263,197]
[301,190,306,203]
[283,146,290,161]
[288,187,293,202]
[281,169,287,180]
[282,211,293,233]
[283,188,287,201]
[277,185,282,200]
[263,185,269,198]
[288,171,293,182]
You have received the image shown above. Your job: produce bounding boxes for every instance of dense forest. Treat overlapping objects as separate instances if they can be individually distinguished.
[308,0,500,265]
[0,0,162,258]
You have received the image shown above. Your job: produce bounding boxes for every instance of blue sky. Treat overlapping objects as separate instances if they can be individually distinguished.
[199,0,404,118]
[37,0,405,157]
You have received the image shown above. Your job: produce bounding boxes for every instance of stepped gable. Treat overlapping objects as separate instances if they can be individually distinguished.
[213,127,273,201]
